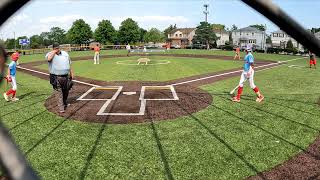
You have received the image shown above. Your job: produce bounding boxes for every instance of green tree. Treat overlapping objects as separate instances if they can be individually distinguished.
[311,27,320,33]
[163,24,177,40]
[144,28,164,43]
[249,24,266,31]
[118,18,140,44]
[212,24,225,30]
[266,35,272,44]
[4,39,15,49]
[67,19,93,44]
[30,35,42,49]
[48,27,67,44]
[192,22,218,50]
[139,28,147,42]
[94,19,116,44]
[286,39,294,49]
[40,32,52,46]
[231,24,238,31]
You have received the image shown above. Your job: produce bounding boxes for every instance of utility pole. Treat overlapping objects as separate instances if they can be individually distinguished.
[203,4,209,23]
[14,32,16,50]
[203,3,210,49]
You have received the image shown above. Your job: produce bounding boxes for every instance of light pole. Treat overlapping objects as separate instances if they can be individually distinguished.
[203,3,210,49]
[203,4,209,23]
[14,31,16,50]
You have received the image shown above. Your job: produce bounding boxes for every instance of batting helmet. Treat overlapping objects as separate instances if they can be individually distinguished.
[11,53,19,61]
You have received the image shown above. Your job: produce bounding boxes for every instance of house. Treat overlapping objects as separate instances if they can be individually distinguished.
[167,28,196,48]
[232,26,267,50]
[271,30,303,51]
[213,29,229,47]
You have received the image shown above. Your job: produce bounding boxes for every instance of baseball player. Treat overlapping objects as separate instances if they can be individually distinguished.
[3,53,19,102]
[234,46,240,60]
[93,44,100,64]
[232,47,264,103]
[309,51,317,69]
[126,43,131,57]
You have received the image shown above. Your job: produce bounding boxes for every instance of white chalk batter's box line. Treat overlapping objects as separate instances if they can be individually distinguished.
[77,85,179,116]
[77,86,123,101]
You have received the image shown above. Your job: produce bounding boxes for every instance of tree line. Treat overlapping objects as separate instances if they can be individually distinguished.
[4,18,174,49]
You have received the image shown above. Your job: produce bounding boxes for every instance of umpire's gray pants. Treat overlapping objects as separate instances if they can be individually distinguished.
[55,76,69,112]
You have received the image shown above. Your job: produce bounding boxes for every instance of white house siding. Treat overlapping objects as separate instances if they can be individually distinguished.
[271,30,304,51]
[214,31,229,47]
[232,27,266,50]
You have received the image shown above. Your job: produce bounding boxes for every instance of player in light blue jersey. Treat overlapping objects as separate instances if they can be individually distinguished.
[3,54,19,101]
[232,47,264,103]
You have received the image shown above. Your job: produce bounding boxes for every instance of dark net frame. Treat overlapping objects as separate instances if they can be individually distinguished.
[0,0,319,180]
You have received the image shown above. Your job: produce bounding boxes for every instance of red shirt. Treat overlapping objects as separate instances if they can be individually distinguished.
[236,48,240,53]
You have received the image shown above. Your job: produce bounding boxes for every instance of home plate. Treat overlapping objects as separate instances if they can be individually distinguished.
[123,92,136,95]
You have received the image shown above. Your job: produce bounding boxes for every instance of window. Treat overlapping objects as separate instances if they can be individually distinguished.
[249,39,256,43]
[175,34,178,37]
[179,34,182,37]
[252,33,254,36]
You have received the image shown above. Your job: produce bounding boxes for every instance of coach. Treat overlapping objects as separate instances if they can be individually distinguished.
[46,43,74,113]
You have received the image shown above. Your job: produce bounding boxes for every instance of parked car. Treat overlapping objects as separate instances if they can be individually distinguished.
[171,44,181,49]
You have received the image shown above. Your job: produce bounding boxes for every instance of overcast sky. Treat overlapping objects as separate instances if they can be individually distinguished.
[0,0,319,40]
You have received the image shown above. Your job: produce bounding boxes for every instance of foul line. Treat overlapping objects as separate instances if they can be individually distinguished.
[17,65,101,87]
[171,57,306,86]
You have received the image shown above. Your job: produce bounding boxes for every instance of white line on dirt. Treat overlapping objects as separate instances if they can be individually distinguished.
[171,57,306,86]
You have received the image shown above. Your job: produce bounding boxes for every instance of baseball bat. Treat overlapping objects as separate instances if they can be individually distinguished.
[230,78,247,95]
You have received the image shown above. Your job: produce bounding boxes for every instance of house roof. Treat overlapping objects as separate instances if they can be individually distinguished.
[233,26,263,33]
[271,29,286,34]
[213,29,228,34]
[169,28,195,34]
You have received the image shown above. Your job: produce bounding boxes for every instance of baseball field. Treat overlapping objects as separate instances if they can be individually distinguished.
[1,49,320,179]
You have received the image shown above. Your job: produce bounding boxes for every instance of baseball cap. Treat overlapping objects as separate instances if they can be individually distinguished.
[245,47,252,52]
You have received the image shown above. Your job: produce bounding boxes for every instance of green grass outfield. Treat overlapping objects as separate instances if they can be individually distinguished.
[0,54,319,179]
[18,49,300,64]
[36,56,242,81]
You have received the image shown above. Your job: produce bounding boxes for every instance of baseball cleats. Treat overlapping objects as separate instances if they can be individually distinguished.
[232,96,240,102]
[11,97,19,102]
[3,93,9,102]
[256,95,264,103]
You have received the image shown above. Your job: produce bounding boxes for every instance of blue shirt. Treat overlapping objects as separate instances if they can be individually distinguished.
[243,53,254,72]
[8,61,17,77]
[45,51,71,75]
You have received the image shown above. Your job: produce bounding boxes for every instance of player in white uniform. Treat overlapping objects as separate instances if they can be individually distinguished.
[232,48,264,103]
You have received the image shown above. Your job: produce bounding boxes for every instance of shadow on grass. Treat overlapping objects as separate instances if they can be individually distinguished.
[1,98,45,117]
[9,110,48,131]
[217,95,320,132]
[198,94,320,159]
[146,108,174,180]
[0,93,49,109]
[18,92,36,100]
[160,92,263,179]
[25,93,95,156]
[78,95,119,180]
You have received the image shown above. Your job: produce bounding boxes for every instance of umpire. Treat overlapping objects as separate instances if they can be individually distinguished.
[46,43,74,113]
